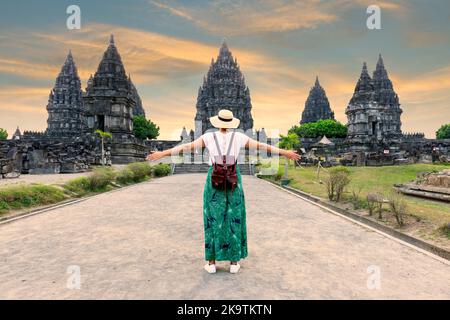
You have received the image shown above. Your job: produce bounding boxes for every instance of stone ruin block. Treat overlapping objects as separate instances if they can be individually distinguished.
[425,170,450,188]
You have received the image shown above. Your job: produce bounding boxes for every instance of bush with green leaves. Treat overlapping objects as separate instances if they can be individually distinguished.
[133,116,160,140]
[439,223,450,239]
[88,167,117,191]
[278,132,300,150]
[64,177,91,196]
[324,167,351,202]
[152,163,171,177]
[289,119,347,139]
[0,128,8,140]
[126,162,152,182]
[349,187,364,210]
[116,168,135,185]
[0,185,66,213]
[436,124,450,140]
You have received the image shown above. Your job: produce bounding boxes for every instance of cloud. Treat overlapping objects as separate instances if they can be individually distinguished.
[18,23,271,84]
[403,29,449,48]
[0,86,50,137]
[149,0,195,21]
[0,9,448,140]
[0,57,60,81]
[148,0,405,36]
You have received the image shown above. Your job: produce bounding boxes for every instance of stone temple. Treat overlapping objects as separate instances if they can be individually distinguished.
[300,77,335,124]
[84,35,135,135]
[46,51,87,137]
[346,55,403,148]
[19,35,147,168]
[82,35,145,163]
[195,41,254,135]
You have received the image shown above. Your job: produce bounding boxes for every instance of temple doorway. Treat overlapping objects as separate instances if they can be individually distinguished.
[97,115,105,131]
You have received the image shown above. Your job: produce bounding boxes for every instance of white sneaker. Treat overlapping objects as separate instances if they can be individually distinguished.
[230,263,241,274]
[204,264,216,274]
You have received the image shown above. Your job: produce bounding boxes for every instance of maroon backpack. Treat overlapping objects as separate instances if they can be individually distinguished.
[211,131,238,192]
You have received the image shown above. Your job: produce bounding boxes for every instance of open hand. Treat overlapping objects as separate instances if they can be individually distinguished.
[146,151,164,162]
[283,150,301,161]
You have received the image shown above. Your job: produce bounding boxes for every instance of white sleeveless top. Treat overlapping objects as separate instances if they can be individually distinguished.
[201,130,250,165]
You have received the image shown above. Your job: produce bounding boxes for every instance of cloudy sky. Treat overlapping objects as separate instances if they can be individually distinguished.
[0,0,449,139]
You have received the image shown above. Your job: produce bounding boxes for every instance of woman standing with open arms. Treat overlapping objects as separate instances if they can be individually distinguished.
[147,110,300,274]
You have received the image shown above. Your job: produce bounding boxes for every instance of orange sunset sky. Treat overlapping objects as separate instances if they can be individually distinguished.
[0,0,449,139]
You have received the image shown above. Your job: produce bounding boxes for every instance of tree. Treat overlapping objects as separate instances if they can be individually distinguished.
[436,124,450,140]
[289,119,347,138]
[278,132,300,150]
[95,129,112,166]
[133,116,160,140]
[279,132,300,169]
[0,128,8,140]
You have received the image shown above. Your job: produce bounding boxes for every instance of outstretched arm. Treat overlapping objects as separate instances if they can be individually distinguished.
[246,138,301,161]
[146,137,205,162]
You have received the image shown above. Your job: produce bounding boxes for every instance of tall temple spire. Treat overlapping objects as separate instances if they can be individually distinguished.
[300,77,335,124]
[83,35,145,145]
[87,35,128,91]
[372,54,399,105]
[46,51,86,136]
[362,62,369,76]
[129,79,146,117]
[346,56,403,144]
[217,39,233,62]
[84,36,132,133]
[349,62,375,104]
[220,38,228,52]
[12,126,22,140]
[195,41,254,134]
[373,54,389,81]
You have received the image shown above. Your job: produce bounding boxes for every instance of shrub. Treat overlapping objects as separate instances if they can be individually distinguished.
[88,167,116,191]
[133,116,160,140]
[367,191,384,219]
[325,167,351,202]
[274,165,284,181]
[127,162,152,182]
[278,132,300,150]
[349,187,363,210]
[0,128,8,140]
[64,177,91,196]
[289,119,347,138]
[436,123,450,140]
[439,223,450,239]
[388,191,408,227]
[116,168,135,185]
[0,184,66,213]
[152,163,171,177]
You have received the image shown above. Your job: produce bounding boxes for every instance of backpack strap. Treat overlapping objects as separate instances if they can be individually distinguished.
[226,131,236,157]
[212,132,223,158]
[212,130,236,162]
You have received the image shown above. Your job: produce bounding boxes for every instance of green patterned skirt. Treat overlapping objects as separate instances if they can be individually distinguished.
[203,165,248,261]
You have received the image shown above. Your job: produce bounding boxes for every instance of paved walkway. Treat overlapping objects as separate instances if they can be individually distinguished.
[0,165,127,187]
[0,174,449,299]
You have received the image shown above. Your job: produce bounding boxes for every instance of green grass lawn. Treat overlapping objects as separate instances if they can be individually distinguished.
[260,159,450,246]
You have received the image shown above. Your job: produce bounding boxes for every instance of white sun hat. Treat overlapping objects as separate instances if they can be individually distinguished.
[210,109,240,129]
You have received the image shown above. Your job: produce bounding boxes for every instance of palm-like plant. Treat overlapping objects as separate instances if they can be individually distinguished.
[95,129,113,166]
